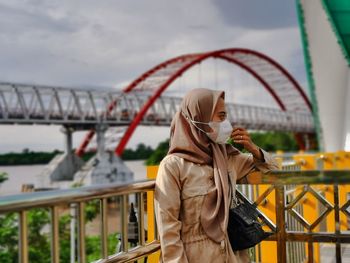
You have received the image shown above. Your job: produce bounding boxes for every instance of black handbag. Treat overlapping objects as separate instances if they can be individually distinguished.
[227,178,271,251]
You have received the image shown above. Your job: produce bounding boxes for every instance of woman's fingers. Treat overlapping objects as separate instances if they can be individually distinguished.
[231,127,252,146]
[232,127,246,133]
[232,128,249,139]
[230,127,260,157]
[233,133,246,140]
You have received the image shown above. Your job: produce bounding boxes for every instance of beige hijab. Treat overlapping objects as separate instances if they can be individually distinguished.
[168,88,238,243]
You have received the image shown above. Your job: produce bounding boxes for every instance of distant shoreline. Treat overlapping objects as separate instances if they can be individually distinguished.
[0,132,303,166]
[0,150,62,166]
[0,147,152,166]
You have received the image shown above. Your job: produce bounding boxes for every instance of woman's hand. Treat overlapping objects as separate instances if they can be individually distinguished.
[231,127,263,160]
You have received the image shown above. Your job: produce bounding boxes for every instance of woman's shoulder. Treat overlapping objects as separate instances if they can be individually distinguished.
[160,154,183,166]
[156,155,184,179]
[159,154,193,173]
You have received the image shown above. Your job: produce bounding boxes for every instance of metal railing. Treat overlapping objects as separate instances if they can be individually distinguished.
[1,170,350,262]
[0,180,158,263]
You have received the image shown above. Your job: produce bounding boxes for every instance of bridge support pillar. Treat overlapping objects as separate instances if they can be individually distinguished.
[62,126,74,163]
[39,127,84,182]
[95,124,108,160]
[73,124,134,185]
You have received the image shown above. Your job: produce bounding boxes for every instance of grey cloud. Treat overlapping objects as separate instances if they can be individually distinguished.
[188,24,211,31]
[0,0,309,152]
[212,0,298,29]
[0,2,80,36]
[0,0,306,89]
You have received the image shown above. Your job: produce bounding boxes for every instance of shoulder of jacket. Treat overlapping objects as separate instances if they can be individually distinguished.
[160,154,184,170]
[157,155,184,180]
[161,154,182,163]
[162,154,195,171]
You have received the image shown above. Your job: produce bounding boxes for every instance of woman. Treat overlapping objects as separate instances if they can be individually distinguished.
[154,88,278,263]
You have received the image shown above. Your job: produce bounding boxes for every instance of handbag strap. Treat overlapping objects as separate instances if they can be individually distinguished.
[228,173,239,208]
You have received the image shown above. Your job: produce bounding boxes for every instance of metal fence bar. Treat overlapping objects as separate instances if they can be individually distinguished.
[19,210,29,263]
[138,193,145,246]
[51,206,60,263]
[0,180,155,213]
[101,240,161,263]
[334,184,342,263]
[276,185,287,263]
[121,195,128,252]
[153,205,159,241]
[100,198,108,259]
[297,203,306,262]
[77,202,86,263]
[70,204,76,263]
[284,232,350,242]
[307,240,313,263]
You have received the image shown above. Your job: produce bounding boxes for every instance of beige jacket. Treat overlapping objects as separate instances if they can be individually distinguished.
[154,150,278,263]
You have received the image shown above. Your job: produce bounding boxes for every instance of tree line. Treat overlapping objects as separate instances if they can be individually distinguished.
[145,131,301,165]
[0,131,304,166]
[0,144,153,166]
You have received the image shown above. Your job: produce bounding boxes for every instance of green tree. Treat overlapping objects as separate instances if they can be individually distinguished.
[22,148,30,154]
[58,214,71,262]
[145,132,302,165]
[0,172,8,184]
[0,151,62,166]
[145,139,169,165]
[0,209,51,263]
[0,213,18,263]
[122,143,154,160]
[28,209,51,263]
[250,132,298,152]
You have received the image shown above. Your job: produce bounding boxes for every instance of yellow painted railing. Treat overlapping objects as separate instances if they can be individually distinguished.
[147,151,350,263]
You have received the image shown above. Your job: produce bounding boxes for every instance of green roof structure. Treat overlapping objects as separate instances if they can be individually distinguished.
[322,0,350,65]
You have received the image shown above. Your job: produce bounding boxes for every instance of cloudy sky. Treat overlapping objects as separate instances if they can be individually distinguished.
[0,0,307,153]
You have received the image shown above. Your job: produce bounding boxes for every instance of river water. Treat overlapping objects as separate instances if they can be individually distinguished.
[0,160,147,196]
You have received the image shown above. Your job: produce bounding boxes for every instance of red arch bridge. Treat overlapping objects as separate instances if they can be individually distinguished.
[0,48,314,157]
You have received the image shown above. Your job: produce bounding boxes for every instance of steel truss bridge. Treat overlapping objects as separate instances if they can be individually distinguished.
[0,82,313,130]
[0,48,315,155]
[0,82,314,145]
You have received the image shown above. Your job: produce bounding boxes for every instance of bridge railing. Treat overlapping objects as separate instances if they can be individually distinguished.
[1,165,350,262]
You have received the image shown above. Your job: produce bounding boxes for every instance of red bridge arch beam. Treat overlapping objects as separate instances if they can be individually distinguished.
[76,48,313,156]
[115,48,312,155]
[75,54,192,156]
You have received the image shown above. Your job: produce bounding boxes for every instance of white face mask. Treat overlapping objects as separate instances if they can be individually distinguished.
[189,118,233,144]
